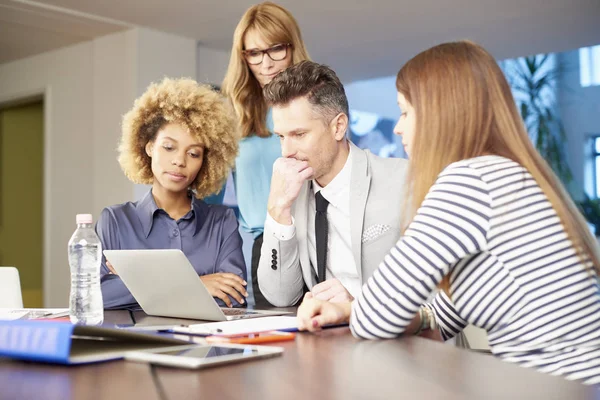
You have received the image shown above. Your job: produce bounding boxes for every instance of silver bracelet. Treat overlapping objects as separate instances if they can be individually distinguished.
[422,306,437,330]
[414,307,429,335]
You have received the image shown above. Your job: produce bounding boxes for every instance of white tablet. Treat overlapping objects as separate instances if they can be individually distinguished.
[124,343,283,369]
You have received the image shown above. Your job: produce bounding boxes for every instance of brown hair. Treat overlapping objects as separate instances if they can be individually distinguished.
[119,78,238,199]
[263,60,349,122]
[396,40,600,292]
[222,2,310,138]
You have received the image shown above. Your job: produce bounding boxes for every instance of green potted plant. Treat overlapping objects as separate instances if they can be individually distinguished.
[503,54,574,186]
[504,55,600,236]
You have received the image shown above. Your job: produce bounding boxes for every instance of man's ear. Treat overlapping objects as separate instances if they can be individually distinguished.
[330,112,348,141]
[145,141,153,158]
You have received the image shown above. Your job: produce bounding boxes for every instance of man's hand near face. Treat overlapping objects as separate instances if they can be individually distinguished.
[267,158,313,225]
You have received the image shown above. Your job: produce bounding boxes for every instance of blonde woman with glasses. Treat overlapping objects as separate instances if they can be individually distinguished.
[297,41,600,385]
[220,2,310,307]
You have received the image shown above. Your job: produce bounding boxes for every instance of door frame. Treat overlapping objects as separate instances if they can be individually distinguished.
[0,87,50,306]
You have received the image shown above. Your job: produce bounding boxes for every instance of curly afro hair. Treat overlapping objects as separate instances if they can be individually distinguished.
[118,78,239,199]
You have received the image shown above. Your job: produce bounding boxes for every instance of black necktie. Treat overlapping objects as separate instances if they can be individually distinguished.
[315,191,329,283]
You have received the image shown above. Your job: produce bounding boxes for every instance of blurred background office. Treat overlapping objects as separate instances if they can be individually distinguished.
[0,0,598,307]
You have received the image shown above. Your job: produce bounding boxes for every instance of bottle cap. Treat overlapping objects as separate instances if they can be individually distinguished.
[76,214,93,224]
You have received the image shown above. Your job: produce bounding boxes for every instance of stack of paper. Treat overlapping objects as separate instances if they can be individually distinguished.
[172,316,299,336]
[0,308,69,321]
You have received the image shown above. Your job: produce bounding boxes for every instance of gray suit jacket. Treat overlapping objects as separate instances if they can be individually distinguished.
[258,142,409,307]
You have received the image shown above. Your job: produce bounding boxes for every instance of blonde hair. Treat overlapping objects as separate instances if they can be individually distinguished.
[396,41,600,292]
[119,78,239,199]
[222,2,310,138]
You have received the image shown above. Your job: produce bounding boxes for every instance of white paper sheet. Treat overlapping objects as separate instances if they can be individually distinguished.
[0,310,29,320]
[172,316,299,336]
[0,308,69,320]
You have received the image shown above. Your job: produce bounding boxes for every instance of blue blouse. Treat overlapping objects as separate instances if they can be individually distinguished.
[205,110,281,239]
[96,190,246,309]
[233,132,281,238]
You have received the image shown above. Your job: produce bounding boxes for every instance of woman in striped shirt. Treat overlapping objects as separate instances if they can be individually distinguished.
[297,41,600,384]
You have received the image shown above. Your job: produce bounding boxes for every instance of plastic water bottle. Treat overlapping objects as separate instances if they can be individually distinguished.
[68,214,104,325]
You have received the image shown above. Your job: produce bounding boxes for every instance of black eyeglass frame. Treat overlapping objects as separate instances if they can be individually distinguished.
[242,43,292,65]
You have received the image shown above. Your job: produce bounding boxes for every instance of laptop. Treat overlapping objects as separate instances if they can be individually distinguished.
[103,249,292,321]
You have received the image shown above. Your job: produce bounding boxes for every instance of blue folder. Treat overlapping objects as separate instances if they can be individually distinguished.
[0,319,189,365]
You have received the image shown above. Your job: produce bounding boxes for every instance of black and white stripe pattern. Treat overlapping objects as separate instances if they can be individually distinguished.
[350,156,600,385]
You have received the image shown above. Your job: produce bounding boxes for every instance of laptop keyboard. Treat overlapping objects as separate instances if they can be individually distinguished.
[221,308,260,316]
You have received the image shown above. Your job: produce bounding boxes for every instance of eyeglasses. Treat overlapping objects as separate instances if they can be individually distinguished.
[243,43,291,65]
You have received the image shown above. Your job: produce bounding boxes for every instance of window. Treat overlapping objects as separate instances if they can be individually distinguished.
[349,109,406,159]
[579,45,600,87]
[592,136,600,197]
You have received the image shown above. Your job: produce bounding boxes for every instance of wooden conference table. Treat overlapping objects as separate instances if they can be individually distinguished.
[0,310,596,400]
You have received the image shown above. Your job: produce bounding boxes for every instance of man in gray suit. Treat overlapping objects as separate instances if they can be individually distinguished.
[257,61,409,307]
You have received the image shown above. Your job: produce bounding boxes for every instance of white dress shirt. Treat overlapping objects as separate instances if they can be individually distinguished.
[265,145,361,298]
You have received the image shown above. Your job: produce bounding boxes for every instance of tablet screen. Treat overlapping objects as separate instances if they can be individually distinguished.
[158,346,257,359]
[125,344,283,368]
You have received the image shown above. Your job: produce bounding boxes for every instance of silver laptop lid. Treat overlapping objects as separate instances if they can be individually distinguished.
[103,249,227,321]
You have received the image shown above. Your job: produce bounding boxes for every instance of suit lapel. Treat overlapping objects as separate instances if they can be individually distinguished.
[294,181,315,286]
[349,143,371,282]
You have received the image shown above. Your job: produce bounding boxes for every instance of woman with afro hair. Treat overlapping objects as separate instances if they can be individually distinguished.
[97,77,248,310]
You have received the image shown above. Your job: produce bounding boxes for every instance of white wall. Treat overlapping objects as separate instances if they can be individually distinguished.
[0,42,97,307]
[196,45,230,87]
[92,30,138,218]
[0,27,197,306]
[559,49,600,198]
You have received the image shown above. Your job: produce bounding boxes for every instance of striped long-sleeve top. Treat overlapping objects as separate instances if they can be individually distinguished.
[350,155,600,385]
